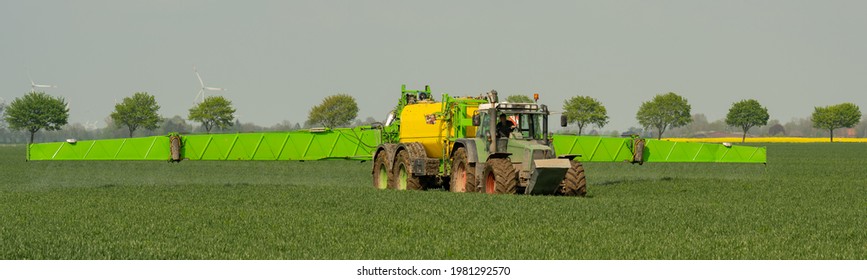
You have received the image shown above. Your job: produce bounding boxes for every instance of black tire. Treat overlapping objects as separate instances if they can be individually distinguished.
[449,147,477,193]
[403,143,436,189]
[559,161,587,197]
[393,150,423,190]
[371,147,394,190]
[483,158,517,194]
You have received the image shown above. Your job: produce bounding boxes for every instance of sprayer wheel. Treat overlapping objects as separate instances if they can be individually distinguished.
[483,158,517,194]
[393,150,423,191]
[372,146,394,190]
[559,161,587,197]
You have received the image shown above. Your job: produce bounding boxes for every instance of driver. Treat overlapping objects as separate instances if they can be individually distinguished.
[496,113,516,138]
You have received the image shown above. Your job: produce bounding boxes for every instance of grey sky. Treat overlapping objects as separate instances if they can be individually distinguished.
[2,0,865,131]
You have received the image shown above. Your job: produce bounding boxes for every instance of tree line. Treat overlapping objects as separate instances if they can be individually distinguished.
[1,92,243,144]
[0,91,361,144]
[1,90,863,144]
[506,93,862,142]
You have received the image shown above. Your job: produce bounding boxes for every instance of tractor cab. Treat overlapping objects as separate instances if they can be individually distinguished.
[468,93,573,195]
[474,102,551,154]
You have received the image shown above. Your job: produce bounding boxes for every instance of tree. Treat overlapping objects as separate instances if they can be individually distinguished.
[636,92,692,140]
[725,99,770,142]
[110,92,161,138]
[768,124,786,136]
[100,117,127,139]
[188,96,236,134]
[811,103,861,142]
[506,95,534,103]
[858,116,867,138]
[783,118,820,137]
[3,92,69,144]
[668,113,711,137]
[306,94,358,128]
[161,115,193,134]
[270,120,295,131]
[562,96,609,135]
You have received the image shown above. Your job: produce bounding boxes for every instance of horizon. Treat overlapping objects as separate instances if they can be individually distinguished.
[2,1,866,132]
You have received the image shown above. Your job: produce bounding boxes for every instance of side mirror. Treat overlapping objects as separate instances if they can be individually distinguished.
[472,114,481,126]
[560,115,568,127]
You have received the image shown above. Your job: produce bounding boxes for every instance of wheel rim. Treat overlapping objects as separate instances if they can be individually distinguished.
[397,164,408,190]
[376,163,388,190]
[454,164,466,192]
[486,171,495,194]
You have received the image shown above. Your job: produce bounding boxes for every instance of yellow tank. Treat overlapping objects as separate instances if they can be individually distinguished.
[399,101,478,158]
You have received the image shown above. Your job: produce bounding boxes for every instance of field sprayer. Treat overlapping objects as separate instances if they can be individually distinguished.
[370,85,768,196]
[371,86,586,195]
[26,85,766,197]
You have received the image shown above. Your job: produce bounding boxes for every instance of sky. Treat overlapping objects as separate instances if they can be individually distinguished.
[2,0,865,131]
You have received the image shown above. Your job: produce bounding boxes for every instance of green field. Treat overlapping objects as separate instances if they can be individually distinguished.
[1,143,864,259]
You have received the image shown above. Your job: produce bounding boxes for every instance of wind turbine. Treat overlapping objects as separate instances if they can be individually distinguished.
[193,66,226,104]
[28,70,57,92]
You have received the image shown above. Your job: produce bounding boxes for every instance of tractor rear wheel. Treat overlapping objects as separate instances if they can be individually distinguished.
[449,147,477,193]
[559,161,587,197]
[483,158,517,194]
[393,150,423,191]
[372,148,393,190]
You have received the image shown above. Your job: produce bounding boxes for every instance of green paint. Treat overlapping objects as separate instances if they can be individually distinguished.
[29,127,380,161]
[28,130,765,164]
[376,164,388,190]
[552,135,766,164]
[397,165,408,190]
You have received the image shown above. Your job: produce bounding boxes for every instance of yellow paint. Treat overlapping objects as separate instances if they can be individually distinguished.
[663,137,867,143]
[399,101,479,158]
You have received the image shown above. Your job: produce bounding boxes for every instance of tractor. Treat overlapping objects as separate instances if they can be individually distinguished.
[372,85,585,196]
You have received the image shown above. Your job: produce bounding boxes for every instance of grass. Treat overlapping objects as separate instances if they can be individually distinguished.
[1,143,865,259]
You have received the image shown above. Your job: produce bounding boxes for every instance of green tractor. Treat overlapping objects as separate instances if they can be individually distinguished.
[453,91,585,196]
[372,87,585,196]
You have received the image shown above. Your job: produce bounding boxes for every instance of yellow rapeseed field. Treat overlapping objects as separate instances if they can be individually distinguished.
[663,137,867,143]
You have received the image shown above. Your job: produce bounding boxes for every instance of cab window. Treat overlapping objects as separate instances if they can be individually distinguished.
[514,114,543,140]
[477,113,490,140]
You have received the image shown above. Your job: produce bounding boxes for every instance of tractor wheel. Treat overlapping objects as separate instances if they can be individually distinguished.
[371,147,394,190]
[483,158,517,194]
[449,147,477,193]
[559,161,587,197]
[393,150,423,191]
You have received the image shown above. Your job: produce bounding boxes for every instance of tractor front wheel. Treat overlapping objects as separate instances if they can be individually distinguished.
[559,161,587,197]
[483,158,517,194]
[449,147,477,193]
